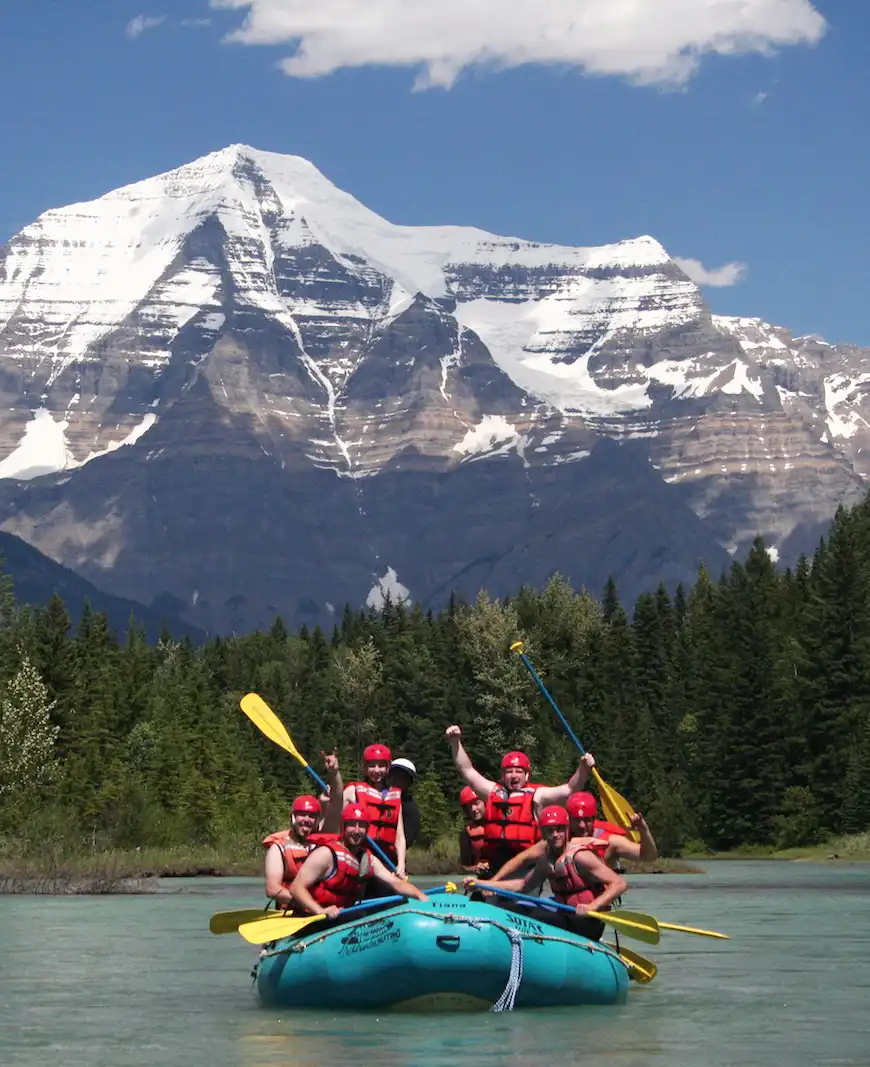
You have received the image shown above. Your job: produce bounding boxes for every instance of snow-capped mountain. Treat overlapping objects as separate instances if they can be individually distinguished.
[0,145,864,631]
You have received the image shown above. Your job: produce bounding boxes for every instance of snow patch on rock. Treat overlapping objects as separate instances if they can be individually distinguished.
[366,566,410,609]
[452,415,518,457]
[0,408,76,480]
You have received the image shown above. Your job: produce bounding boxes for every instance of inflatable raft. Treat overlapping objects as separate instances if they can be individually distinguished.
[253,896,630,1011]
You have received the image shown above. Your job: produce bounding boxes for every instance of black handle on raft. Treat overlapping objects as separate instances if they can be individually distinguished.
[436,935,461,952]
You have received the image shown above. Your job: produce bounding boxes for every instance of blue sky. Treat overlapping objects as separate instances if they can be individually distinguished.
[1,0,866,343]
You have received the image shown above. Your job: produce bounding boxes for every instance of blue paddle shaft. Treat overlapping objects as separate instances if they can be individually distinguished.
[330,887,456,921]
[516,650,587,756]
[476,881,575,915]
[339,895,404,917]
[300,761,401,874]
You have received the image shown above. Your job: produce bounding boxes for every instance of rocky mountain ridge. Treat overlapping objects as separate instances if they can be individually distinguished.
[0,145,865,631]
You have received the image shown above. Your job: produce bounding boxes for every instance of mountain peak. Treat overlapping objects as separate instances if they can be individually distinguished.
[1,148,868,633]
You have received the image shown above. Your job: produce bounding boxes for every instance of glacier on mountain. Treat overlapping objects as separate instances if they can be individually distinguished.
[1,143,869,631]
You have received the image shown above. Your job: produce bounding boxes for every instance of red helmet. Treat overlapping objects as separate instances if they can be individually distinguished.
[566,792,598,819]
[363,743,392,762]
[341,803,371,824]
[539,805,570,828]
[291,795,321,815]
[501,750,531,770]
[459,786,478,806]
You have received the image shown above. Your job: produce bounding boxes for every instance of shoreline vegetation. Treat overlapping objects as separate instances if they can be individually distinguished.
[3,507,870,895]
[684,830,870,863]
[3,832,868,894]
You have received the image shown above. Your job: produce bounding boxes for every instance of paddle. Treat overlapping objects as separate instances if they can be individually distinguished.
[658,919,729,940]
[238,894,406,945]
[608,943,658,984]
[510,641,640,841]
[467,881,660,944]
[239,692,401,873]
[210,907,275,935]
[213,881,459,936]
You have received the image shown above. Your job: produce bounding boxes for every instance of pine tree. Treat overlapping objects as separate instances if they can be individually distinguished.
[414,766,454,847]
[702,542,786,848]
[841,711,870,834]
[799,505,870,832]
[452,591,536,765]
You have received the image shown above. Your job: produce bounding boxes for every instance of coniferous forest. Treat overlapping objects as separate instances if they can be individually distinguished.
[2,498,870,866]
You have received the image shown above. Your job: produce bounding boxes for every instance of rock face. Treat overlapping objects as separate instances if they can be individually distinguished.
[0,531,202,642]
[0,145,864,631]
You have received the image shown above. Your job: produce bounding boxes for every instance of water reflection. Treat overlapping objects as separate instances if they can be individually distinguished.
[230,1000,669,1067]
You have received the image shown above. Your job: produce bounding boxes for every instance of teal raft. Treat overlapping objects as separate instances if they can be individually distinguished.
[253,896,630,1012]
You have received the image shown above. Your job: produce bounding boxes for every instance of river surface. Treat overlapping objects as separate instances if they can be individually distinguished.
[1,861,868,1067]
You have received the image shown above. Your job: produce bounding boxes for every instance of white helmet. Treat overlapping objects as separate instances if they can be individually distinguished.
[390,757,417,777]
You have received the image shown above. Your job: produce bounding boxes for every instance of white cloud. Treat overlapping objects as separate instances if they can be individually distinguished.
[126,14,166,39]
[210,0,826,89]
[674,257,748,288]
[753,90,770,105]
[181,17,212,28]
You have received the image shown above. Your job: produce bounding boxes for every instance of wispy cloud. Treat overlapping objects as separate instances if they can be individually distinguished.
[753,90,770,106]
[674,257,748,288]
[126,14,166,40]
[126,14,211,39]
[210,0,826,90]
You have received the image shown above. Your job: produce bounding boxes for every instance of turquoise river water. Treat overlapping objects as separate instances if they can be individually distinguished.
[1,861,868,1067]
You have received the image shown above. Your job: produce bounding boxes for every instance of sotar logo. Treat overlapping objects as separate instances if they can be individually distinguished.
[504,913,545,936]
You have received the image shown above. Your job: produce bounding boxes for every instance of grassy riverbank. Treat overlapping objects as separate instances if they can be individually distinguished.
[17,826,866,892]
[1,835,706,892]
[683,831,870,863]
[0,843,264,893]
[7,832,863,894]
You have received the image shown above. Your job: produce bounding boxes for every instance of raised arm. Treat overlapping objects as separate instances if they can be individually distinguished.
[321,751,344,834]
[445,725,497,800]
[370,856,429,901]
[289,847,340,918]
[609,812,658,864]
[534,753,596,807]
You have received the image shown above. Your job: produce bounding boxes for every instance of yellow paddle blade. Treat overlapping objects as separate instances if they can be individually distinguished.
[659,920,729,940]
[592,768,641,843]
[608,943,657,984]
[587,908,660,945]
[209,908,273,935]
[237,912,325,944]
[240,693,306,767]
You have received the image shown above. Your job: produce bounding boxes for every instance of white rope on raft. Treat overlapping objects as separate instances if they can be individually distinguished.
[440,914,524,1012]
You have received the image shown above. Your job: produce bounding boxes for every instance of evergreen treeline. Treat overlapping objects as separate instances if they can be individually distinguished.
[2,498,870,858]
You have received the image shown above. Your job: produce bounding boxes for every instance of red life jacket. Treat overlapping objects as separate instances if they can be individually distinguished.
[482,785,540,858]
[262,830,315,889]
[309,843,373,909]
[348,782,402,853]
[575,820,629,860]
[465,823,486,863]
[549,844,607,908]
